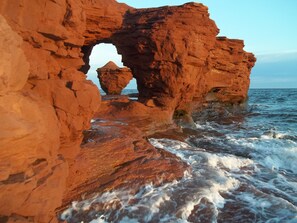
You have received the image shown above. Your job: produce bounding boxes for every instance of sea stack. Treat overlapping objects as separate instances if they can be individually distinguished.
[0,0,255,222]
[97,61,133,95]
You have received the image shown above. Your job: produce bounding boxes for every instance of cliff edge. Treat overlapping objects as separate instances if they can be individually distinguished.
[0,1,255,222]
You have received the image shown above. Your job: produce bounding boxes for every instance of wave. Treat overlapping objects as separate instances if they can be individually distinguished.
[61,89,297,222]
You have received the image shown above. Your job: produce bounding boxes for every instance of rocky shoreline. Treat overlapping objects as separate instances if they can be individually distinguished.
[60,96,189,213]
[0,0,255,222]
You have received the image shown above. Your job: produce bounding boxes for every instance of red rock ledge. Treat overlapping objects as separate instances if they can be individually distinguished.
[0,0,255,222]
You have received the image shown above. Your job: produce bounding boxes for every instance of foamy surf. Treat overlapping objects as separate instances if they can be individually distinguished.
[61,89,297,222]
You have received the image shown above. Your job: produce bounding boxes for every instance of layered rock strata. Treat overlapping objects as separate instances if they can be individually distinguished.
[202,37,256,103]
[111,3,256,111]
[61,118,187,211]
[0,0,255,222]
[0,1,113,222]
[97,61,133,95]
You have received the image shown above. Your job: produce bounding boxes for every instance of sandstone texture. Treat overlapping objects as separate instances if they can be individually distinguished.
[0,1,104,222]
[97,61,133,95]
[60,119,187,211]
[201,37,256,104]
[0,0,255,222]
[112,3,256,111]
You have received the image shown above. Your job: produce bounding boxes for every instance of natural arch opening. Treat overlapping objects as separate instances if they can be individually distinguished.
[86,43,138,98]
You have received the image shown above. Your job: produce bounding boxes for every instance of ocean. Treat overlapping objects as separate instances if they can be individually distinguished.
[62,89,297,223]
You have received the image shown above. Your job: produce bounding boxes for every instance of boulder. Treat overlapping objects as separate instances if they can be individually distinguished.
[97,61,133,95]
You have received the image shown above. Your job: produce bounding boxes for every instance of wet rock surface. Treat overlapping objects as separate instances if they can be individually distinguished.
[0,0,255,222]
[61,118,188,211]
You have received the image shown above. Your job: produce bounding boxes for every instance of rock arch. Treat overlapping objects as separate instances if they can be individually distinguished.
[0,0,255,222]
[83,2,256,112]
[112,3,220,110]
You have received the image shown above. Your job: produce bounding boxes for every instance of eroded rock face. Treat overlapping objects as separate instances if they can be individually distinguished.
[0,15,29,95]
[97,61,133,95]
[0,1,104,221]
[112,3,219,110]
[203,37,256,103]
[0,0,255,222]
[111,3,256,112]
[80,0,131,73]
[0,14,67,223]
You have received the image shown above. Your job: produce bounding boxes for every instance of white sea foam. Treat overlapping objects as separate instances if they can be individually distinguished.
[60,175,188,222]
[62,98,297,223]
[225,133,297,174]
[237,190,297,222]
[60,190,130,221]
[176,172,240,221]
[89,216,108,223]
[206,173,239,211]
[206,153,254,171]
[149,138,193,151]
[146,133,297,222]
[195,121,216,130]
[149,138,196,164]
[149,138,247,220]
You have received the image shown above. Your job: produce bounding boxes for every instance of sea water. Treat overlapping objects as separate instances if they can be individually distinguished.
[61,89,297,223]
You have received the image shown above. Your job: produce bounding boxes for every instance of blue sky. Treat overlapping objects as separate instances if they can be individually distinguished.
[88,0,297,89]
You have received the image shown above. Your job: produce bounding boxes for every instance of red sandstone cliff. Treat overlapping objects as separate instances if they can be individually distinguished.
[0,1,255,222]
[0,0,126,221]
[196,37,256,104]
[112,3,256,111]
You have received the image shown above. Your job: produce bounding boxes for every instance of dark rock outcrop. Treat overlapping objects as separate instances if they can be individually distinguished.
[97,61,133,95]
